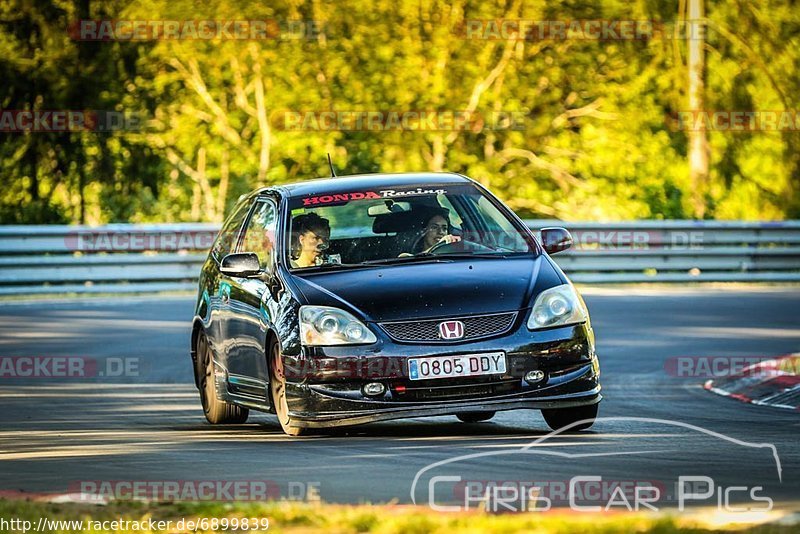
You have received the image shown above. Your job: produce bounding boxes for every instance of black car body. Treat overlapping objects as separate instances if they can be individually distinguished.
[190,172,601,435]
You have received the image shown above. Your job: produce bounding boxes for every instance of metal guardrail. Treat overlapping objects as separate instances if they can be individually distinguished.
[0,221,798,295]
[0,224,217,296]
[527,220,800,284]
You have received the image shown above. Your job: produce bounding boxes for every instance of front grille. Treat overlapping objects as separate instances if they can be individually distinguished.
[379,312,517,342]
[393,379,519,402]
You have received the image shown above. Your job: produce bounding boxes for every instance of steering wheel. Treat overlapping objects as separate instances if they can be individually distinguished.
[426,238,495,255]
[409,231,460,254]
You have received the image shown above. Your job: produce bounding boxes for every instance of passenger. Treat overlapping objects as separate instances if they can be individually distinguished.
[290,213,331,268]
[402,210,461,256]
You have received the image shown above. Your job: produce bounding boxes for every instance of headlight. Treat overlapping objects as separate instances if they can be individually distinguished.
[299,305,377,346]
[527,284,588,330]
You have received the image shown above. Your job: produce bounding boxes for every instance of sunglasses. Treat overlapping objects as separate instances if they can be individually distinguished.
[305,230,330,251]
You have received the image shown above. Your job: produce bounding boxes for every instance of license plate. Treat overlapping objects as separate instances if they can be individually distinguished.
[408,352,506,381]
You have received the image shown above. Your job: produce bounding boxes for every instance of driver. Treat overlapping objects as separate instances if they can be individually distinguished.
[290,212,331,268]
[401,209,461,256]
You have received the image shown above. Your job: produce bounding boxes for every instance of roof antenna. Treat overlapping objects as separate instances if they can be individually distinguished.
[327,153,337,177]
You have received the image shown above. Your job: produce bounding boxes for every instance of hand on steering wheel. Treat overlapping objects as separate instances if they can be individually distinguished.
[425,234,462,254]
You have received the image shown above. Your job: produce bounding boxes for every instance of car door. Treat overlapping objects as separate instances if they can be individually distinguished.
[224,197,280,401]
[206,198,253,375]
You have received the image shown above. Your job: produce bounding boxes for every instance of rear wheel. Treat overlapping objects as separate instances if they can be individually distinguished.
[542,403,598,432]
[457,411,496,423]
[269,341,307,436]
[198,332,249,424]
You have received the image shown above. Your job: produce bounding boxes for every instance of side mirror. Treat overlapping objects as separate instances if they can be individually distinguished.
[220,252,262,277]
[540,227,573,255]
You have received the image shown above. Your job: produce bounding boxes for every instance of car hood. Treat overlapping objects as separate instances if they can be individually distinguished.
[288,256,562,322]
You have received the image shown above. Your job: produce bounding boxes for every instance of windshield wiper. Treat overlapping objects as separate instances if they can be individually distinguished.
[434,252,510,259]
[296,262,372,272]
[359,254,453,266]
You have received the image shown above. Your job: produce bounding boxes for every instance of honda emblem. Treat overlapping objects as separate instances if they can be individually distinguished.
[438,320,465,340]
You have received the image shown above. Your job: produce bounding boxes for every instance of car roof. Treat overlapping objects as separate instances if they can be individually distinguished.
[257,172,475,198]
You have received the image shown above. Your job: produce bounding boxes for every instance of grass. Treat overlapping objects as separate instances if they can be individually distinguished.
[0,500,796,533]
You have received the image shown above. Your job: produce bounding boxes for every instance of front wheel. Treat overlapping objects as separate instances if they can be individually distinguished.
[269,341,307,436]
[197,332,249,424]
[542,403,598,432]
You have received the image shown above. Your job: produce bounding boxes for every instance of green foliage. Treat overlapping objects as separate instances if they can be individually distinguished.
[0,0,798,223]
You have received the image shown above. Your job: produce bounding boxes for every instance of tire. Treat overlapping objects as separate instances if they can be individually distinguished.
[542,403,598,432]
[197,332,249,424]
[457,411,496,423]
[269,340,307,436]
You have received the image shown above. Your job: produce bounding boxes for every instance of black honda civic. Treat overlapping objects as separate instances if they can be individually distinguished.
[190,172,600,435]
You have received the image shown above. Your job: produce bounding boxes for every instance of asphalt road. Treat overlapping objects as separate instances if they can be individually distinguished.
[0,287,799,512]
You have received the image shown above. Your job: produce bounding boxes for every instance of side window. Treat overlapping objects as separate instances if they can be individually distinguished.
[473,195,530,252]
[211,199,252,261]
[475,196,507,233]
[239,200,278,272]
[437,193,463,230]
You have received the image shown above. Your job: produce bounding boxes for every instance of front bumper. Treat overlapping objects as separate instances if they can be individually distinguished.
[283,321,601,428]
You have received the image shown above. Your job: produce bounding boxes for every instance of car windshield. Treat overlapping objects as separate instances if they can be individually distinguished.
[284,183,535,270]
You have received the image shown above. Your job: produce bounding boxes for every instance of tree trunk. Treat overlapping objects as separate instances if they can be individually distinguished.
[687,0,709,218]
